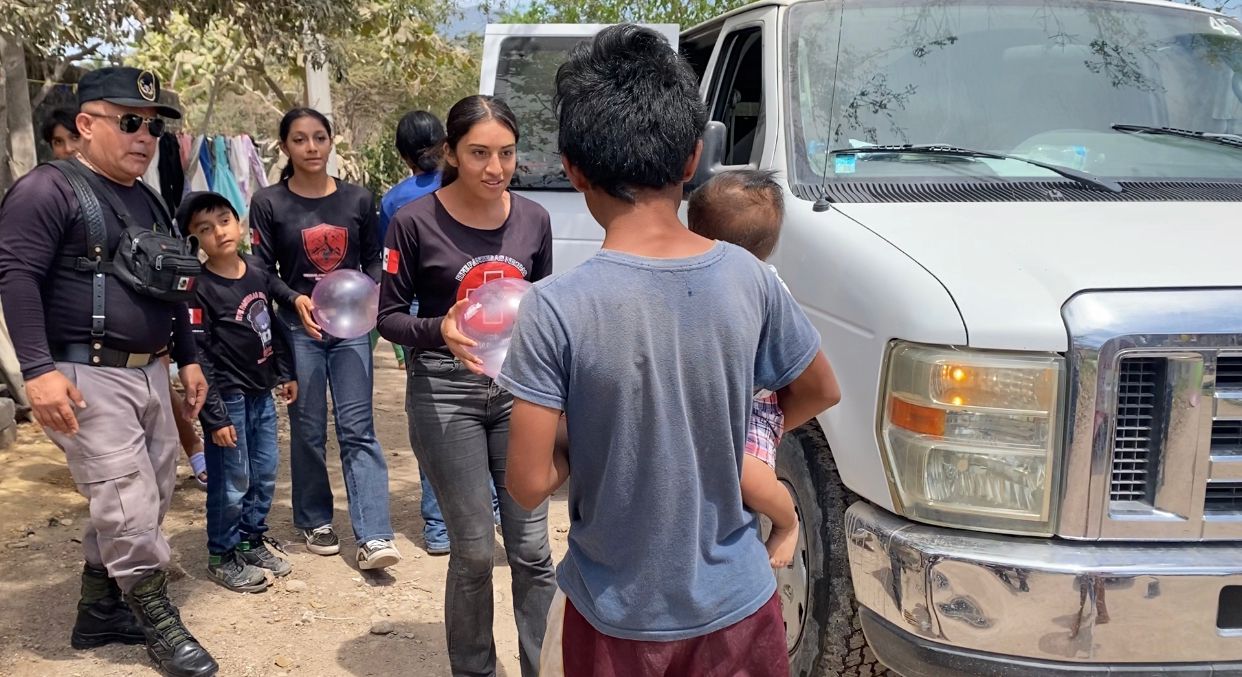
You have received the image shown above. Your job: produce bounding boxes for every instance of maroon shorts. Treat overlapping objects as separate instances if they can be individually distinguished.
[557,592,789,677]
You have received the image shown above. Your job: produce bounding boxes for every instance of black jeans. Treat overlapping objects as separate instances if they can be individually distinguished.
[405,351,556,677]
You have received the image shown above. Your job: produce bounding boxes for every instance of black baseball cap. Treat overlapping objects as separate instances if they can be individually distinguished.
[176,192,238,232]
[77,67,182,119]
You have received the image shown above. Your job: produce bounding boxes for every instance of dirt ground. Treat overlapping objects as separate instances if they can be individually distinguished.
[0,342,571,677]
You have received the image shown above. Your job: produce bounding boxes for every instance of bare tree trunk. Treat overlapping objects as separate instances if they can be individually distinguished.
[0,38,11,193]
[1,34,36,181]
[30,45,98,110]
[184,50,247,184]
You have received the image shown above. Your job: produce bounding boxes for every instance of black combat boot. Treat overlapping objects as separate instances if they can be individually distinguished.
[125,571,219,677]
[71,563,145,649]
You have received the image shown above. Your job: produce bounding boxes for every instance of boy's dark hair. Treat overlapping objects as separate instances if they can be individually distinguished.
[442,95,520,187]
[554,24,707,203]
[41,108,80,144]
[395,110,446,174]
[175,191,238,234]
[687,170,785,260]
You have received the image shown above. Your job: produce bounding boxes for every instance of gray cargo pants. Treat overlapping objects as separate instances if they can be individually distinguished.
[44,360,179,593]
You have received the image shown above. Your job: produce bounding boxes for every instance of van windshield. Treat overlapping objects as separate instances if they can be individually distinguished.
[786,0,1242,184]
[492,35,577,190]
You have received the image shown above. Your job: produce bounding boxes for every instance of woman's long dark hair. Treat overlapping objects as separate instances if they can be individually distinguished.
[396,111,446,174]
[279,107,333,181]
[441,95,520,187]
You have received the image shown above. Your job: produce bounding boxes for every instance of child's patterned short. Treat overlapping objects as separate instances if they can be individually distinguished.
[745,390,783,469]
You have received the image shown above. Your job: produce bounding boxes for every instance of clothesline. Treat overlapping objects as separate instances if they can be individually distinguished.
[179,133,270,220]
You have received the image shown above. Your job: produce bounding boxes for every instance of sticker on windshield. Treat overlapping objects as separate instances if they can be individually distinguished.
[1210,16,1240,36]
[834,154,857,175]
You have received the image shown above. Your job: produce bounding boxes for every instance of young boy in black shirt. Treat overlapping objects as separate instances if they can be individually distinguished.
[178,192,298,592]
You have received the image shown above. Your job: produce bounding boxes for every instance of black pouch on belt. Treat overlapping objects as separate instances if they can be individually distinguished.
[51,157,201,303]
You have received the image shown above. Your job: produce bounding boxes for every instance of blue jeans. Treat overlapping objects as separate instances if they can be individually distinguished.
[406,351,555,677]
[285,313,394,543]
[420,470,501,547]
[204,391,278,555]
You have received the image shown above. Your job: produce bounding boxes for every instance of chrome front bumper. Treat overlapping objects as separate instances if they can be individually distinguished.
[846,503,1242,673]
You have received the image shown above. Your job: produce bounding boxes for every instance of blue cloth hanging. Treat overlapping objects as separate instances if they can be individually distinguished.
[211,136,248,219]
[198,138,215,191]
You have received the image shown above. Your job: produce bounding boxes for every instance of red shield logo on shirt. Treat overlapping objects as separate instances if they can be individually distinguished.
[302,224,348,273]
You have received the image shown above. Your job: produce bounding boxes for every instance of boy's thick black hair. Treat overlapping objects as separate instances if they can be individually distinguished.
[41,107,80,144]
[554,24,707,203]
[175,191,238,234]
[395,110,446,174]
[687,169,785,261]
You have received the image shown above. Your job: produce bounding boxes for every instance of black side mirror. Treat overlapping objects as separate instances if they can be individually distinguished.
[687,121,728,192]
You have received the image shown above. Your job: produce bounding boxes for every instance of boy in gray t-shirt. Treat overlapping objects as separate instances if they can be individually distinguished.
[497,24,840,675]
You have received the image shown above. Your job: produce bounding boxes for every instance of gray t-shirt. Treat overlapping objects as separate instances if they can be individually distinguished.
[497,241,821,641]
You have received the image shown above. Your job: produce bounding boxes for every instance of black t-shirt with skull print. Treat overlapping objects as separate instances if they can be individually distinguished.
[190,255,297,433]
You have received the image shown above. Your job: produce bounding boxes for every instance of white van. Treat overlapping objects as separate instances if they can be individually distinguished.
[481,2,1242,674]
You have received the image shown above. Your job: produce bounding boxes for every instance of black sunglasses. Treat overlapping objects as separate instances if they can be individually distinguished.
[86,113,165,137]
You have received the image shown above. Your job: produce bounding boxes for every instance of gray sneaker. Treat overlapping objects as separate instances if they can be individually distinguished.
[357,539,402,570]
[207,551,269,593]
[238,537,292,578]
[301,525,340,556]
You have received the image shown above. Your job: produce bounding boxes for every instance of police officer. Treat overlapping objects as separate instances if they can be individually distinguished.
[0,67,217,677]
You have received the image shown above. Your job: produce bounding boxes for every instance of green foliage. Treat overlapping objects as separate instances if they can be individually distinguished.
[503,0,749,28]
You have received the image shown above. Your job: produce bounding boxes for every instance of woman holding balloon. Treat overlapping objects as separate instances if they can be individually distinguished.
[250,107,401,571]
[377,95,555,677]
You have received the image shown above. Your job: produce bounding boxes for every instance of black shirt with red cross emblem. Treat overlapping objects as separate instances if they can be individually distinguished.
[376,192,552,352]
[249,179,382,307]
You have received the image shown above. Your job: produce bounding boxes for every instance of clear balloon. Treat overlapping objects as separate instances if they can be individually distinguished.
[459,277,533,378]
[311,269,379,340]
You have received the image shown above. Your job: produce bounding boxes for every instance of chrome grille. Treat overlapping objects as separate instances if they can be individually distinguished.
[1061,289,1242,540]
[1214,421,1242,455]
[1110,357,1161,502]
[1219,356,1242,388]
[1206,482,1242,514]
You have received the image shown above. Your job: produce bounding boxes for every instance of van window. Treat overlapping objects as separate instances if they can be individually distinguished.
[709,27,764,166]
[786,0,1242,185]
[493,35,582,190]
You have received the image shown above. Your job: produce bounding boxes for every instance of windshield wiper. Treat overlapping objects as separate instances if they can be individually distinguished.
[1112,124,1242,150]
[829,144,1123,193]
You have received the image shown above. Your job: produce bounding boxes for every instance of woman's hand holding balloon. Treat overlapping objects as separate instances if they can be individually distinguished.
[294,295,324,341]
[442,299,485,375]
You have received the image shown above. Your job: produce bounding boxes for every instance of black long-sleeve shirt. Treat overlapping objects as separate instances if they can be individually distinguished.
[0,164,197,380]
[377,192,552,351]
[190,256,296,433]
[249,179,381,309]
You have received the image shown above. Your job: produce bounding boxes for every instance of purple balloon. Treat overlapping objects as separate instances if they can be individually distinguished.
[459,277,532,378]
[311,269,379,340]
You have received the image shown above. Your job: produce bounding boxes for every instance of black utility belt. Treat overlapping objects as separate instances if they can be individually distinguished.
[52,342,168,369]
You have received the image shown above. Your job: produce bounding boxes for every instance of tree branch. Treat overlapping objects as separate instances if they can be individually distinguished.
[31,44,99,109]
[248,60,298,111]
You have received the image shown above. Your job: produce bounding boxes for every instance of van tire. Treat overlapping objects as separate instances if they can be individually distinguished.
[777,422,895,677]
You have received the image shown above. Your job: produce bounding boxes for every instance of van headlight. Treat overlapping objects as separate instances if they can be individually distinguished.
[879,342,1064,535]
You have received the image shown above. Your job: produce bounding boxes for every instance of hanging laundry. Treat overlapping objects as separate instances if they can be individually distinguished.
[158,133,186,213]
[228,136,250,198]
[178,133,193,170]
[212,135,248,219]
[198,138,216,190]
[141,141,162,190]
[242,135,269,195]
